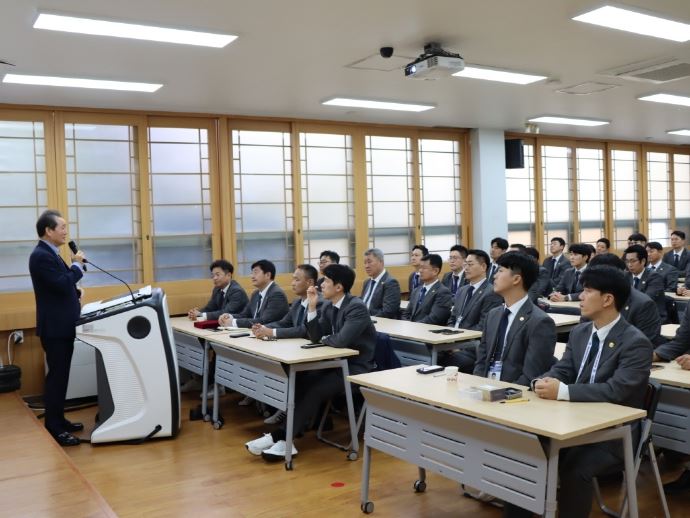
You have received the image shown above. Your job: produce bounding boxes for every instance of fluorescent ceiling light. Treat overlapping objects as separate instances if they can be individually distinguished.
[639,93,690,107]
[453,66,546,85]
[3,74,162,92]
[573,5,690,42]
[528,116,610,127]
[667,129,690,136]
[34,12,237,48]
[322,98,434,112]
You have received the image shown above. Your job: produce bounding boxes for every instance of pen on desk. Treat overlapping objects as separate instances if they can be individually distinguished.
[500,398,529,404]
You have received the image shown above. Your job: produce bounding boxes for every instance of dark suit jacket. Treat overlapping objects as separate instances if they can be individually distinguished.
[29,240,83,339]
[474,299,556,386]
[541,318,651,406]
[306,293,376,374]
[555,266,584,301]
[627,269,666,321]
[266,297,324,339]
[649,262,680,292]
[234,282,289,328]
[361,271,401,319]
[200,280,248,320]
[441,271,467,297]
[655,302,690,360]
[621,289,664,346]
[407,270,421,294]
[543,254,569,290]
[663,248,689,272]
[528,265,552,302]
[448,280,503,331]
[402,281,453,325]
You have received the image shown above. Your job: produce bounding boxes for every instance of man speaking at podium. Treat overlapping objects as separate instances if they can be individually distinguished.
[29,209,86,447]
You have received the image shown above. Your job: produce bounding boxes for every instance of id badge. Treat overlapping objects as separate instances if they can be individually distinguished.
[488,361,503,381]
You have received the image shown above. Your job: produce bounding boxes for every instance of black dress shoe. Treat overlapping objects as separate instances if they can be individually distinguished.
[53,431,81,447]
[63,420,84,432]
[663,469,690,494]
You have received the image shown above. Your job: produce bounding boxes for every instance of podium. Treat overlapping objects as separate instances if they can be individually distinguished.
[77,286,180,443]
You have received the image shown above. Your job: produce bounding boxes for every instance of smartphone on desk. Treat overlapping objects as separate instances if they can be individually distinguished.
[301,342,327,349]
[416,365,444,375]
[229,332,250,338]
[430,329,463,335]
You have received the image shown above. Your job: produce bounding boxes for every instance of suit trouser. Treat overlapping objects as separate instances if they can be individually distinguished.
[41,336,75,434]
[503,442,623,518]
[439,339,478,373]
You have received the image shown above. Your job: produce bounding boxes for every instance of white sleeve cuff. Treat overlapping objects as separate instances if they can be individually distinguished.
[557,381,570,401]
[307,310,318,322]
[272,328,277,337]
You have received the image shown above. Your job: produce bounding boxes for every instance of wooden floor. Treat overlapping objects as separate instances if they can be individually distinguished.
[7,389,690,517]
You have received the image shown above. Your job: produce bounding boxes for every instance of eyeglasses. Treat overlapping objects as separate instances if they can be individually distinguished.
[624,258,640,264]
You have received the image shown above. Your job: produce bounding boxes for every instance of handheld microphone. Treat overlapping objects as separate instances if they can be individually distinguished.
[68,240,136,303]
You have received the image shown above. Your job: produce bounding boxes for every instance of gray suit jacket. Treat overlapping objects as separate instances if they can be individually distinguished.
[474,300,556,386]
[448,281,503,331]
[543,255,570,291]
[663,248,689,272]
[200,280,249,320]
[361,271,401,319]
[402,281,453,325]
[305,293,376,374]
[528,266,552,302]
[234,282,289,328]
[441,271,467,297]
[655,302,690,360]
[628,269,666,321]
[650,262,680,292]
[541,318,651,406]
[266,296,324,339]
[555,267,584,301]
[621,289,664,346]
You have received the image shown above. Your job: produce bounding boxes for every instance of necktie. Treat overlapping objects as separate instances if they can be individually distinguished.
[572,271,580,293]
[551,257,558,278]
[417,286,427,306]
[452,275,460,296]
[650,265,656,271]
[413,272,420,290]
[331,306,340,333]
[633,277,640,290]
[458,285,475,320]
[296,304,306,326]
[674,254,680,268]
[216,289,225,308]
[363,280,376,305]
[254,294,263,318]
[579,333,600,383]
[490,307,512,364]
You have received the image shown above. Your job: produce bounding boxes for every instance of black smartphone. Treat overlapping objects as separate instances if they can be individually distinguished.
[416,365,444,374]
[650,364,664,371]
[301,343,327,349]
[229,332,250,338]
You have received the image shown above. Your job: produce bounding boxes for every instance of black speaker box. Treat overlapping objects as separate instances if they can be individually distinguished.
[505,139,525,169]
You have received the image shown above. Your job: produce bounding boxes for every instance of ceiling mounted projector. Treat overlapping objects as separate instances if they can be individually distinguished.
[405,42,464,80]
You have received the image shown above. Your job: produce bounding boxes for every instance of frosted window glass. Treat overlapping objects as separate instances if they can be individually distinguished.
[648,163,668,182]
[614,201,636,220]
[0,277,33,292]
[543,146,569,159]
[506,178,531,201]
[579,201,604,221]
[650,201,669,219]
[577,182,602,201]
[237,238,294,272]
[72,124,129,140]
[675,159,690,182]
[420,152,455,176]
[0,139,38,171]
[425,234,455,255]
[234,130,287,146]
[368,136,408,150]
[303,133,347,147]
[305,176,347,202]
[612,161,635,179]
[150,143,201,173]
[369,149,408,175]
[3,208,39,241]
[236,175,289,203]
[370,234,413,265]
[78,207,133,238]
[236,145,286,174]
[305,203,348,229]
[77,174,133,205]
[238,204,287,232]
[421,177,455,201]
[577,148,600,160]
[153,205,203,234]
[74,141,131,172]
[149,127,204,143]
[304,147,347,174]
[422,201,456,226]
[545,200,570,217]
[676,200,690,218]
[151,174,202,205]
[613,150,635,161]
[649,221,669,242]
[0,121,37,138]
[649,182,669,200]
[0,173,37,205]
[613,181,636,200]
[155,266,209,282]
[372,176,409,201]
[543,179,570,200]
[507,201,532,222]
[420,140,454,153]
[153,235,211,267]
[543,157,569,178]
[372,202,409,227]
[577,160,602,181]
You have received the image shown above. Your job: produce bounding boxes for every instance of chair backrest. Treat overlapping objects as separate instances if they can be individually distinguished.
[644,380,663,421]
[374,332,402,371]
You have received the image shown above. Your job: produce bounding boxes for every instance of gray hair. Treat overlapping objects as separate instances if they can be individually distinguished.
[364,248,384,262]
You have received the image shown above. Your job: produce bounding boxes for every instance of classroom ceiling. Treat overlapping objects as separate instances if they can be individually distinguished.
[2,0,690,144]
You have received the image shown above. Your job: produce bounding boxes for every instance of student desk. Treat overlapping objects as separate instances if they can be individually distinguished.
[651,362,690,455]
[171,316,225,420]
[206,333,359,470]
[548,313,580,332]
[667,291,690,312]
[372,317,482,365]
[662,324,680,340]
[350,366,643,517]
[543,299,581,316]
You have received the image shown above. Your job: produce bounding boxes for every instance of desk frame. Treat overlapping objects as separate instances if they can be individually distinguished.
[173,329,212,420]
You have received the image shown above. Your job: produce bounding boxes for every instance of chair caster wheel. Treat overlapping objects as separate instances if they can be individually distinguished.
[361,501,374,513]
[347,451,359,461]
[212,416,224,429]
[203,413,211,422]
[414,480,426,493]
[285,460,293,471]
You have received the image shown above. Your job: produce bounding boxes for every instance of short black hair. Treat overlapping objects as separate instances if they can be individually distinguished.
[496,251,538,290]
[596,237,611,249]
[412,244,429,256]
[628,232,647,243]
[624,244,647,265]
[646,241,663,252]
[466,249,490,268]
[320,250,340,264]
[672,230,686,240]
[524,246,540,261]
[569,243,593,261]
[580,266,630,312]
[491,237,509,251]
[251,259,277,279]
[509,243,527,251]
[589,253,626,271]
[297,263,319,283]
[323,264,355,293]
[210,259,234,275]
[551,237,566,247]
[421,253,443,271]
[450,244,468,258]
[36,209,62,238]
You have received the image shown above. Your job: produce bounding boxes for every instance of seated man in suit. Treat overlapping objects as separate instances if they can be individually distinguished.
[664,229,688,271]
[245,264,376,460]
[407,244,429,293]
[624,244,667,322]
[441,244,468,297]
[504,265,652,518]
[474,251,556,386]
[549,243,591,302]
[361,248,401,319]
[219,259,289,328]
[188,259,248,321]
[543,236,569,291]
[401,253,453,325]
[627,232,647,247]
[316,250,339,292]
[524,246,551,301]
[646,241,680,291]
[442,249,503,372]
[487,237,508,282]
[595,237,610,256]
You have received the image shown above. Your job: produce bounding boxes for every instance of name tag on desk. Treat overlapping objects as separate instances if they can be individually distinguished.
[488,361,502,381]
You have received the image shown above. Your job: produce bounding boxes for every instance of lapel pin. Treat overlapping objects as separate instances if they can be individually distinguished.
[608,342,615,348]
[624,306,629,311]
[519,316,525,322]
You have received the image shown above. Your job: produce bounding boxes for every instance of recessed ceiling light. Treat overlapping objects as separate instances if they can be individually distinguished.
[33,12,237,48]
[573,5,690,42]
[667,129,690,136]
[639,93,690,107]
[528,116,610,127]
[322,97,434,112]
[3,73,162,92]
[452,66,547,85]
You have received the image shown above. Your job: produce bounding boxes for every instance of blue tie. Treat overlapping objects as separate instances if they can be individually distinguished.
[490,307,512,364]
[254,294,263,318]
[417,286,427,305]
[633,277,640,290]
[452,275,460,296]
[579,333,600,383]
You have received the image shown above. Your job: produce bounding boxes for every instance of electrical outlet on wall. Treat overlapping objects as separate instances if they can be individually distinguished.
[12,330,23,345]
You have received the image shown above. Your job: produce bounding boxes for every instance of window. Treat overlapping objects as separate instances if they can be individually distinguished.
[541,145,574,249]
[418,138,462,254]
[366,135,414,266]
[300,132,354,266]
[148,126,212,281]
[232,129,294,274]
[64,123,142,286]
[0,120,47,292]
[506,143,536,246]
[610,149,639,250]
[674,154,690,233]
[647,151,671,245]
[576,147,605,245]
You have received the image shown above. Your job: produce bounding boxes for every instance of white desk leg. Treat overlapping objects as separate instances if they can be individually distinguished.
[360,441,374,513]
[284,368,297,471]
[200,339,209,417]
[544,441,561,518]
[430,347,438,365]
[622,425,639,518]
[341,361,359,459]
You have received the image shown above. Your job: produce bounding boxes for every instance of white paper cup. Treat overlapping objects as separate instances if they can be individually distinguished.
[444,366,459,382]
